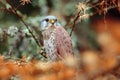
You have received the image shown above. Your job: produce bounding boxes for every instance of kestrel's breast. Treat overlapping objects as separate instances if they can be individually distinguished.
[44,30,58,61]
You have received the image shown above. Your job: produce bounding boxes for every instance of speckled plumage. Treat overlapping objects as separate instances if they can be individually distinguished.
[41,16,74,61]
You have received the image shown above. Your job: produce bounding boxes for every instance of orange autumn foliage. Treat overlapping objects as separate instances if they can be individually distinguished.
[0,19,119,80]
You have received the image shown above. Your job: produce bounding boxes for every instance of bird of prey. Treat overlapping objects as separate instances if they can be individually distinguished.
[40,15,74,61]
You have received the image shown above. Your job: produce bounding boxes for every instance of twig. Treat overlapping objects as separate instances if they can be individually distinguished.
[0,1,47,58]
[0,1,41,47]
[70,1,118,36]
[15,3,23,10]
[20,18,41,47]
[70,11,81,36]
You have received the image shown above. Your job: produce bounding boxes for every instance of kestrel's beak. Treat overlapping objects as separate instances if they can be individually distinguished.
[49,19,55,25]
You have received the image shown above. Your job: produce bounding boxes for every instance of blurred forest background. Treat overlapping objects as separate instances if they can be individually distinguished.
[0,0,120,59]
[0,0,120,58]
[0,0,99,59]
[0,0,120,80]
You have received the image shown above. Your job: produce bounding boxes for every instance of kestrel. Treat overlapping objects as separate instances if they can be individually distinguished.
[40,15,74,61]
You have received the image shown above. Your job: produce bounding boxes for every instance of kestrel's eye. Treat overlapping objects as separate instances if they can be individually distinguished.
[54,19,57,22]
[45,19,49,22]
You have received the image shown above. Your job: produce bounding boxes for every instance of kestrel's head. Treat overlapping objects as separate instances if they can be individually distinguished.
[40,15,61,31]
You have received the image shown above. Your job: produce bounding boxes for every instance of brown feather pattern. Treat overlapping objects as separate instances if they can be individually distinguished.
[55,27,74,58]
[43,26,74,61]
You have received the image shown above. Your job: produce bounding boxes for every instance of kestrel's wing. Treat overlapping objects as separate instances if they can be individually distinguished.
[55,26,74,58]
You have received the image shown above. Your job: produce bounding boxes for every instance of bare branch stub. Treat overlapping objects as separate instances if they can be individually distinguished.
[70,11,81,36]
